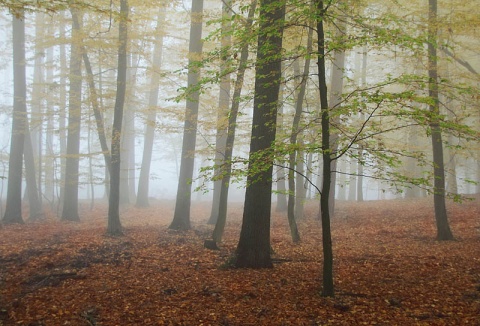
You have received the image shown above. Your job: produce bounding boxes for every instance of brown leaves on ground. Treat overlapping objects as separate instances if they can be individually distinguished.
[0,196,479,325]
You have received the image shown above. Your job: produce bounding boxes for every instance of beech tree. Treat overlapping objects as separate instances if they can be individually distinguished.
[170,0,204,231]
[3,12,27,224]
[235,0,286,268]
[61,8,83,222]
[427,0,453,240]
[107,0,129,236]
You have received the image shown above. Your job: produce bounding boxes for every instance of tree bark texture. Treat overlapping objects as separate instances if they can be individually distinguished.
[61,9,83,222]
[316,0,334,297]
[235,0,286,268]
[427,0,453,241]
[3,14,27,224]
[107,0,129,236]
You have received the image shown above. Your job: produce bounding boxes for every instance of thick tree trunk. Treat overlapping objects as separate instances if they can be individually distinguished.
[170,0,204,231]
[235,0,285,268]
[107,0,129,236]
[3,14,27,224]
[428,0,453,241]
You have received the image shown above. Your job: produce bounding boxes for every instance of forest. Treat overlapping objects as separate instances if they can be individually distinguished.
[0,0,479,325]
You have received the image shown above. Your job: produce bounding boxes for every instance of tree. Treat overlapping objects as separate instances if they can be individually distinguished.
[427,0,453,241]
[315,0,334,297]
[107,0,129,236]
[234,0,286,269]
[169,0,204,231]
[207,0,231,226]
[205,0,257,249]
[61,8,83,222]
[136,5,166,208]
[3,12,27,224]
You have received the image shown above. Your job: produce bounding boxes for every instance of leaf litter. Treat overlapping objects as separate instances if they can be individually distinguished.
[0,197,478,325]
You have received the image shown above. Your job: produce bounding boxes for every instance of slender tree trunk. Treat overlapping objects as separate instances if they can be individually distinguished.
[275,68,288,213]
[3,13,27,224]
[208,0,231,225]
[170,0,204,230]
[31,12,44,206]
[235,0,285,268]
[427,0,453,241]
[45,35,55,206]
[208,0,257,247]
[77,21,112,175]
[288,29,313,241]
[316,0,334,297]
[61,10,83,222]
[136,6,166,208]
[327,16,346,216]
[57,12,68,212]
[107,0,129,236]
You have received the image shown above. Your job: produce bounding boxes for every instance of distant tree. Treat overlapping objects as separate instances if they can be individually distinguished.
[107,0,129,236]
[234,0,286,268]
[136,5,166,208]
[3,13,27,224]
[61,8,83,222]
[169,0,204,231]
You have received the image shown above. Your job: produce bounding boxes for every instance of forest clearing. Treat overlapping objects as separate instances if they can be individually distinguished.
[0,197,478,325]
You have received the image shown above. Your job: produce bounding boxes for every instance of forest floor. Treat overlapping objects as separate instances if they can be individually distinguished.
[0,196,479,326]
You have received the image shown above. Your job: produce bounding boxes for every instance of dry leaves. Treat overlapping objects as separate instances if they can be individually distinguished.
[0,197,479,325]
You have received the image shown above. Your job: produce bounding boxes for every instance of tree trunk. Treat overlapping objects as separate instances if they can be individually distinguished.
[315,0,334,297]
[61,9,83,222]
[208,0,231,225]
[209,0,257,247]
[136,6,166,208]
[235,0,285,269]
[107,0,129,236]
[169,0,204,231]
[3,13,27,224]
[57,12,68,212]
[24,123,43,220]
[428,0,453,241]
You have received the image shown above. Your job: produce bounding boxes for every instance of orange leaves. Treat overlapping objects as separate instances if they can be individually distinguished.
[0,197,479,325]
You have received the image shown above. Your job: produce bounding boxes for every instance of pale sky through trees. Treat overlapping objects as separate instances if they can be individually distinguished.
[0,0,477,204]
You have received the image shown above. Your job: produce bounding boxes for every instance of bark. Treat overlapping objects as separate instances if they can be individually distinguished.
[107,0,129,236]
[235,0,285,269]
[57,12,68,211]
[327,16,346,216]
[288,33,314,241]
[136,6,166,208]
[30,12,44,205]
[427,0,453,241]
[315,0,334,297]
[209,0,256,246]
[61,9,83,222]
[169,0,204,231]
[208,0,231,225]
[44,31,55,206]
[24,124,43,220]
[3,13,27,224]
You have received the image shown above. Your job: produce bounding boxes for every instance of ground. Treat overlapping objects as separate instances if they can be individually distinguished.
[0,196,479,325]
